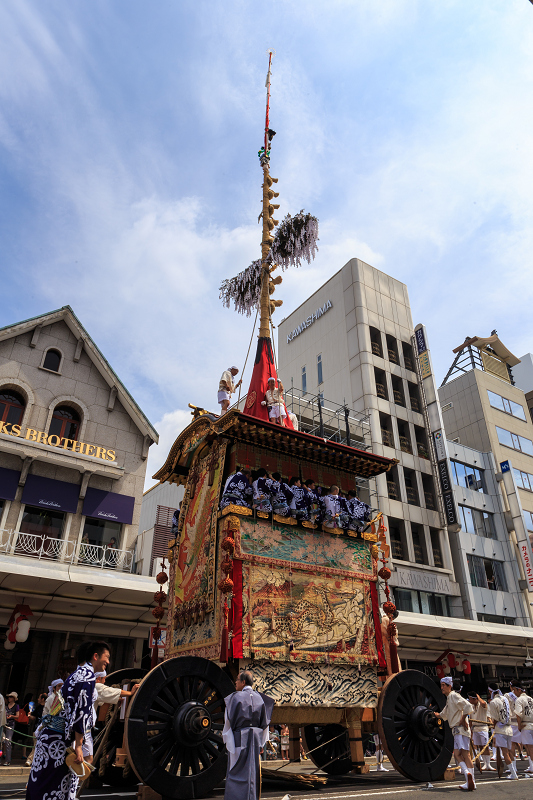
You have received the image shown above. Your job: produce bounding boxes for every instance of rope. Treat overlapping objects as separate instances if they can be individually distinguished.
[237,304,259,407]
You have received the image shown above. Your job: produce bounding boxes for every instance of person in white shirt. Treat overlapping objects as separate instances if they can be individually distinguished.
[435,677,475,791]
[467,692,495,772]
[43,679,64,715]
[505,680,525,765]
[261,377,287,424]
[218,367,241,415]
[514,686,533,774]
[488,682,516,780]
[82,671,140,763]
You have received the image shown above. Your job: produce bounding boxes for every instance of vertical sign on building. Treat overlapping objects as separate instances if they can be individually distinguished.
[500,460,533,592]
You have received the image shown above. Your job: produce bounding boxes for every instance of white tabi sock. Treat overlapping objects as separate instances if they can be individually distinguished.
[458,761,469,789]
[507,761,518,779]
[529,757,533,769]
[468,766,476,785]
[483,754,495,770]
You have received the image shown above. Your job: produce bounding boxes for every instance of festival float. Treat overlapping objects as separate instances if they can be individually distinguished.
[94,53,454,799]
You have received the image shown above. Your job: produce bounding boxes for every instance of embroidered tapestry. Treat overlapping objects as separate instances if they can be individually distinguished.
[241,564,378,665]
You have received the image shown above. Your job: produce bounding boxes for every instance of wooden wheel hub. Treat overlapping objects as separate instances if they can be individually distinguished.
[174,701,212,744]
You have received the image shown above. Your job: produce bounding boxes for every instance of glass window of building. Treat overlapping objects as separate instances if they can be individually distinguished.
[430,529,443,567]
[488,390,526,420]
[496,426,533,457]
[389,518,406,560]
[513,468,533,492]
[0,390,25,426]
[411,525,427,564]
[451,460,484,492]
[19,506,64,539]
[48,406,80,441]
[477,613,515,625]
[43,349,61,372]
[81,517,121,549]
[458,506,496,539]
[301,365,307,394]
[467,554,507,591]
[524,510,533,531]
[394,588,450,616]
[317,354,323,385]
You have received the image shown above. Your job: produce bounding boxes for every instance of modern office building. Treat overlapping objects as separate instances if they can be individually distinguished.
[438,335,533,577]
[278,260,533,676]
[0,306,160,698]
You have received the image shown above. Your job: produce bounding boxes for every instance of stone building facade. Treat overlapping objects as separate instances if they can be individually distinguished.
[0,306,159,699]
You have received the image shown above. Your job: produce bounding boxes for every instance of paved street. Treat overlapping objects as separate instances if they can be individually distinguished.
[1,766,532,800]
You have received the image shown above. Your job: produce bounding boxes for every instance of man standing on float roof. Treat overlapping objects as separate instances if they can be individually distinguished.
[218,367,241,415]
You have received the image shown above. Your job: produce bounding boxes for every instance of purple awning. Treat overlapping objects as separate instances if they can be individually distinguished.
[82,488,135,525]
[21,475,80,514]
[0,468,20,501]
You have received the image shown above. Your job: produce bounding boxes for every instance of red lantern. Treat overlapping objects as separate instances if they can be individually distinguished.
[462,659,471,675]
[436,664,445,679]
[447,652,456,669]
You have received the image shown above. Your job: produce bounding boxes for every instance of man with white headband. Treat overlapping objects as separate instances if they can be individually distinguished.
[487,683,516,779]
[505,680,524,771]
[467,692,495,772]
[514,682,533,774]
[434,677,476,791]
[218,367,241,415]
[43,679,64,715]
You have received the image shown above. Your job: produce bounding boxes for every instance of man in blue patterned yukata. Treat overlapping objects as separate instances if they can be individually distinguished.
[345,490,372,534]
[220,468,253,510]
[26,640,110,800]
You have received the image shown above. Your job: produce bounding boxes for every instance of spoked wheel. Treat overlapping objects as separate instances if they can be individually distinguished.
[92,667,148,788]
[125,656,235,799]
[377,669,453,782]
[302,723,351,775]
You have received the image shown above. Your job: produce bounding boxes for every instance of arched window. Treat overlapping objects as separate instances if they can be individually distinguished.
[0,390,25,426]
[48,406,80,441]
[43,349,61,372]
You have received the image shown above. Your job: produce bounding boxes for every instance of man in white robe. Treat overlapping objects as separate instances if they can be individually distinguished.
[222,671,274,800]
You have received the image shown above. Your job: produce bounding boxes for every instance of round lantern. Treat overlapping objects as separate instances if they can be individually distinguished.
[15,618,30,643]
[4,639,15,651]
[462,659,471,675]
[447,652,456,669]
[436,664,445,679]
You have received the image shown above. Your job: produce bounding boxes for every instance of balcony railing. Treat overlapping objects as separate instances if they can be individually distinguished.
[391,539,405,559]
[388,349,399,364]
[399,436,412,454]
[424,492,437,511]
[371,342,383,357]
[409,396,420,412]
[0,529,134,572]
[417,442,430,459]
[403,356,414,372]
[393,390,406,406]
[376,383,387,399]
[405,487,419,505]
[381,429,394,448]
[387,481,399,500]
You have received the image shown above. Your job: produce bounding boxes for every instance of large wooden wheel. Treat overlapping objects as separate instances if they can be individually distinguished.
[377,670,453,782]
[92,667,148,788]
[302,724,351,775]
[125,656,235,799]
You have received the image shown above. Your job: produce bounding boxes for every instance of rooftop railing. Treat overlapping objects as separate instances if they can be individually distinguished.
[0,529,135,572]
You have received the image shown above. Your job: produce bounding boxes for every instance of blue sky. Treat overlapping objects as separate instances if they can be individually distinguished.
[1,1,533,485]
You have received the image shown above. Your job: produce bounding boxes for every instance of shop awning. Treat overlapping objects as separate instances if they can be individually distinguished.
[82,488,135,525]
[21,475,80,514]
[0,468,20,501]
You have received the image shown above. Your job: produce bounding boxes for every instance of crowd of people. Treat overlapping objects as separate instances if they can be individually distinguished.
[436,676,533,790]
[220,467,372,532]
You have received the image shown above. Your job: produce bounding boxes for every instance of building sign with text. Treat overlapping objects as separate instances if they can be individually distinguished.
[0,422,116,461]
[286,300,333,343]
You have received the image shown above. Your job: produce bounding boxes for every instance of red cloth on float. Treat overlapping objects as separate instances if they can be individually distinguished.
[242,337,294,429]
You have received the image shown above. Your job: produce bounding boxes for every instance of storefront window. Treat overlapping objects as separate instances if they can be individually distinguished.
[81,517,121,549]
[19,506,64,538]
